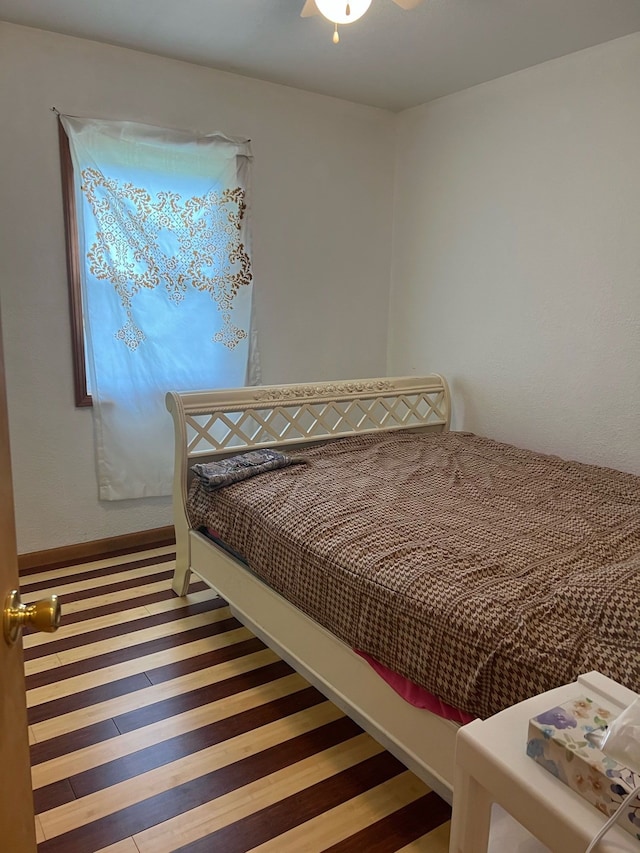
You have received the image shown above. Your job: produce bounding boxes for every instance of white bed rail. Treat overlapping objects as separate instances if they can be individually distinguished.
[166,374,450,594]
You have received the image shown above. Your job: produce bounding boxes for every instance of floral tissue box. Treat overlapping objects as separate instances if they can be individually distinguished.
[527,696,640,841]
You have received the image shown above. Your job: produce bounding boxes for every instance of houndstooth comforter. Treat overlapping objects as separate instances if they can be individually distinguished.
[186,430,640,719]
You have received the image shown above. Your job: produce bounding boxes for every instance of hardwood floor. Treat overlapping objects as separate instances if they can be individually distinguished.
[21,546,451,852]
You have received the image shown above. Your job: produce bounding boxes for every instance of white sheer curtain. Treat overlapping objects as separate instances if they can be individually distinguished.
[62,116,259,500]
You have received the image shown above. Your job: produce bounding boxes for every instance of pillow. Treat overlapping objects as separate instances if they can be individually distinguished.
[191,449,305,492]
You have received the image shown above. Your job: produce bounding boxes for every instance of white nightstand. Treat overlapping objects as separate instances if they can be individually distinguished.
[449,672,640,853]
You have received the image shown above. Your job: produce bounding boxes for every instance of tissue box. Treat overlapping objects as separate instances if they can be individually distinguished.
[527,695,640,841]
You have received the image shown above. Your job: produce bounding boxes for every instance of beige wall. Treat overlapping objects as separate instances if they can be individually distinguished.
[389,33,640,475]
[0,23,395,552]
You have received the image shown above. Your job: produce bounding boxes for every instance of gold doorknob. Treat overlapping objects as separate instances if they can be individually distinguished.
[3,589,61,645]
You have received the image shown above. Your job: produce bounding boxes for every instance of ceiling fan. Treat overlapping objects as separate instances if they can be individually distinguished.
[301,0,425,43]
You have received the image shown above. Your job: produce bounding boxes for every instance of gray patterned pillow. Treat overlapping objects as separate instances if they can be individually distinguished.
[191,449,305,492]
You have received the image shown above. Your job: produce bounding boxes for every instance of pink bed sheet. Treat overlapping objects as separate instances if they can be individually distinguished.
[355,649,475,725]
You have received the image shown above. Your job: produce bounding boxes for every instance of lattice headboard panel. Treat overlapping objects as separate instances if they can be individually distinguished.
[167,375,450,463]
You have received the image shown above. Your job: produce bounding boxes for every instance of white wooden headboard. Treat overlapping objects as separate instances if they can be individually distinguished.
[166,374,450,594]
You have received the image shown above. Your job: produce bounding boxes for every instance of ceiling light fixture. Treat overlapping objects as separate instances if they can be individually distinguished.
[301,0,425,44]
[316,0,372,43]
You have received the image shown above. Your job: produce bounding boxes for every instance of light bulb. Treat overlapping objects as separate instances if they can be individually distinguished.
[315,0,372,25]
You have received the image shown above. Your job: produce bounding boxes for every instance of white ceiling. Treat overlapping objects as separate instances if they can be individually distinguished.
[2,0,640,111]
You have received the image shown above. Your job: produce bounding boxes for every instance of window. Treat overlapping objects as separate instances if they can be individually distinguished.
[59,115,258,499]
[59,120,91,407]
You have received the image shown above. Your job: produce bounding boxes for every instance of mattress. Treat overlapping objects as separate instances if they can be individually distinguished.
[186,430,640,719]
[203,525,471,723]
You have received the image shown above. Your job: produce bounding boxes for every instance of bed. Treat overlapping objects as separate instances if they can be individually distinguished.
[166,374,640,804]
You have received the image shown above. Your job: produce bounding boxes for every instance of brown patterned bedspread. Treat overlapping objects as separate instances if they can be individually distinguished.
[186,431,640,719]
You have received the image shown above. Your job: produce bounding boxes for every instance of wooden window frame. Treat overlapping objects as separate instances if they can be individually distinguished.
[58,120,92,407]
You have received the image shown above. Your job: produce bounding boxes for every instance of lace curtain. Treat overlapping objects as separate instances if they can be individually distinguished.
[61,116,259,500]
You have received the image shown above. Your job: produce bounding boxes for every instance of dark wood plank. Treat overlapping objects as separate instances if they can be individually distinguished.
[174,751,405,853]
[58,581,208,626]
[30,569,175,608]
[25,617,240,686]
[33,778,76,815]
[30,719,121,766]
[28,673,153,726]
[323,791,452,853]
[20,552,176,595]
[145,636,267,685]
[36,717,361,853]
[70,686,324,798]
[113,659,294,734]
[19,529,175,574]
[25,596,230,662]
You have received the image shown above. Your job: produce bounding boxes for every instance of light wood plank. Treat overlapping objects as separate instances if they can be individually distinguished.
[30,648,280,742]
[23,606,153,649]
[34,815,45,844]
[133,734,382,853]
[28,726,37,745]
[32,673,308,789]
[56,578,179,616]
[39,702,347,838]
[397,821,451,852]
[21,562,176,604]
[20,545,176,587]
[25,568,212,624]
[55,606,233,664]
[247,771,428,852]
[95,838,141,853]
[28,604,232,662]
[27,626,252,707]
[24,653,63,677]
[143,587,219,615]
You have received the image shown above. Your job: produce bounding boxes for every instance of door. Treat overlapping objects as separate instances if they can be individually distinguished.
[0,311,37,851]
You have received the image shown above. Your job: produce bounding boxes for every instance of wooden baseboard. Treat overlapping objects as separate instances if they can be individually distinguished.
[18,526,175,574]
